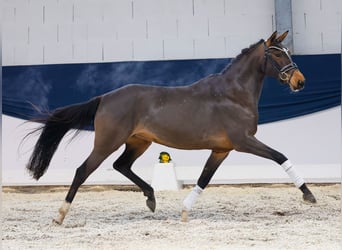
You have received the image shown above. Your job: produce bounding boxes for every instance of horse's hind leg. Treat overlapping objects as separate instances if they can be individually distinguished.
[234,135,316,203]
[113,136,156,212]
[53,150,110,225]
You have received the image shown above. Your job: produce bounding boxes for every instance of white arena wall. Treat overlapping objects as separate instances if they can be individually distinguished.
[3,0,341,65]
[2,0,341,186]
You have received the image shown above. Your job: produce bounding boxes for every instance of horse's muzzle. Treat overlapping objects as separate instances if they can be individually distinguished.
[289,69,305,92]
[297,80,305,90]
[290,79,305,92]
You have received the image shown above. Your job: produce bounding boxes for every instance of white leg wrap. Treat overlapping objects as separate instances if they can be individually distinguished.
[60,201,71,214]
[281,160,305,188]
[183,185,203,211]
[53,201,71,225]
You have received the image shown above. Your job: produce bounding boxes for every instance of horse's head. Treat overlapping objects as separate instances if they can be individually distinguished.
[264,31,305,92]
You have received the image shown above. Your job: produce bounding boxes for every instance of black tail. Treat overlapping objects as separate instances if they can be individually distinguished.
[26,96,101,180]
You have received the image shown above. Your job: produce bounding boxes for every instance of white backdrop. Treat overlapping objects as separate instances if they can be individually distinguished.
[2,0,341,66]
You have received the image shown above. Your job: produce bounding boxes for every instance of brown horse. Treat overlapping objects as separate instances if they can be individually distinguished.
[26,31,316,225]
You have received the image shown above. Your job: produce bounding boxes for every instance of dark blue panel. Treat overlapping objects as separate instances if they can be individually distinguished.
[2,54,341,125]
[259,54,341,123]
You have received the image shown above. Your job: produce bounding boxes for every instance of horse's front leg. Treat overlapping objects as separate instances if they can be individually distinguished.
[181,151,230,222]
[234,135,317,203]
[281,160,316,203]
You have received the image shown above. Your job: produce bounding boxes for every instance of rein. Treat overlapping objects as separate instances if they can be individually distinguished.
[263,42,298,82]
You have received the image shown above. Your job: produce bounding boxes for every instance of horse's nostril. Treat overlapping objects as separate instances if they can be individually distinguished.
[298,81,305,89]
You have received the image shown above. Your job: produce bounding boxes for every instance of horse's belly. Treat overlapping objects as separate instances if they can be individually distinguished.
[134,128,234,151]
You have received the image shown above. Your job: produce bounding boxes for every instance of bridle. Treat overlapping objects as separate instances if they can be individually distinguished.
[263,42,298,82]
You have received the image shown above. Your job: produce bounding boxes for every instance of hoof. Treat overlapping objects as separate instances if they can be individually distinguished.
[146,197,156,212]
[303,193,317,203]
[52,218,62,225]
[181,210,188,222]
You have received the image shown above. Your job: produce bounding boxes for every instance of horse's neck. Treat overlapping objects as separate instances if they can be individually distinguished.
[222,50,265,103]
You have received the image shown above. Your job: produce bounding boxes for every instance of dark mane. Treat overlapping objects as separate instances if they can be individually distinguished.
[221,39,265,74]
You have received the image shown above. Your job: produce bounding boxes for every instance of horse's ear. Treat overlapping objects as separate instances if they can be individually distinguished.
[266,31,277,47]
[276,30,289,43]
